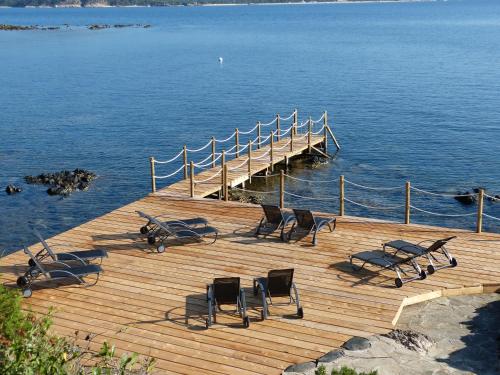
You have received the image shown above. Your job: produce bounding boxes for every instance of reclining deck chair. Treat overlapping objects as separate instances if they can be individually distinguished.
[383,236,457,274]
[206,277,249,328]
[17,246,103,298]
[350,250,426,288]
[253,268,303,320]
[30,229,107,267]
[255,205,296,240]
[288,209,336,245]
[137,211,218,253]
[136,211,207,236]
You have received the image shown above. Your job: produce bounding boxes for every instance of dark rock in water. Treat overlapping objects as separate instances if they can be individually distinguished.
[88,24,110,30]
[229,190,263,205]
[5,184,22,195]
[454,191,476,205]
[486,194,500,203]
[143,24,152,28]
[342,336,371,351]
[113,24,134,28]
[0,24,35,31]
[283,361,316,373]
[317,349,344,364]
[383,329,432,352]
[25,169,96,197]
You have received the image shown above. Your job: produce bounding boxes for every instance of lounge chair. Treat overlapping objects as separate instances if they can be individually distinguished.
[136,210,208,235]
[17,246,103,298]
[288,209,336,245]
[206,277,249,328]
[255,205,296,240]
[30,229,107,267]
[253,268,303,320]
[350,250,426,288]
[383,236,457,274]
[137,211,218,253]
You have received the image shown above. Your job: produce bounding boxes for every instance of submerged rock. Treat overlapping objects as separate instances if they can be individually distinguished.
[383,329,432,353]
[5,184,22,195]
[25,169,96,197]
[229,190,263,205]
[454,191,476,205]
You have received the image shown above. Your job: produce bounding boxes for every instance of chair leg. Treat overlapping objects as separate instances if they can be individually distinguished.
[240,289,250,328]
[292,282,303,318]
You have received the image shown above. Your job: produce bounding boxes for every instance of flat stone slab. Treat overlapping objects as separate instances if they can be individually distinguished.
[342,336,371,351]
[317,349,344,363]
[284,361,316,374]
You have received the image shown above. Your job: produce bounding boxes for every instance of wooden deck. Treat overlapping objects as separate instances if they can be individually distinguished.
[159,134,326,198]
[1,195,500,375]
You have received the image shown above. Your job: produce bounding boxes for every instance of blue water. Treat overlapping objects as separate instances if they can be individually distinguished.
[1,0,500,252]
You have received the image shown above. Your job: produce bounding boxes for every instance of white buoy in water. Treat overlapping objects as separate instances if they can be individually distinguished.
[218,57,223,64]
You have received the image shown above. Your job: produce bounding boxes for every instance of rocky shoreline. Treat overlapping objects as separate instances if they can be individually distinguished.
[23,169,97,196]
[0,23,151,31]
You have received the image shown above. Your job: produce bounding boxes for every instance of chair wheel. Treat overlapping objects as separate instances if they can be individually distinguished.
[427,265,435,275]
[450,258,458,267]
[157,245,165,253]
[22,288,32,298]
[419,270,427,280]
[395,278,403,288]
[243,316,250,328]
[279,232,285,241]
[140,226,149,235]
[17,276,28,288]
[147,236,156,245]
[297,307,304,319]
[28,258,36,267]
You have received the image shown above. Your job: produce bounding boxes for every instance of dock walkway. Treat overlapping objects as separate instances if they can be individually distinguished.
[1,195,499,374]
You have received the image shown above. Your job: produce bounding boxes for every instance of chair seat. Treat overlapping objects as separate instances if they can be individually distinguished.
[166,218,208,227]
[48,264,102,279]
[351,250,405,269]
[55,249,107,261]
[384,240,426,256]
[175,226,218,238]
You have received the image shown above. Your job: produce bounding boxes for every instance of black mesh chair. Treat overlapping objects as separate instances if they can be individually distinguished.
[255,205,296,241]
[206,277,249,328]
[288,209,336,245]
[253,269,303,320]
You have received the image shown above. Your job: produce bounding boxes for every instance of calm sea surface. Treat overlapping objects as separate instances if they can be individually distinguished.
[1,0,500,252]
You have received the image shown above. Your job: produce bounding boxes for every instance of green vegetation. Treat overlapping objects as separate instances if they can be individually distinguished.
[0,285,154,375]
[316,365,378,375]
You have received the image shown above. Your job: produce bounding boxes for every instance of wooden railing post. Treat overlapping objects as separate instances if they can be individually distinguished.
[270,130,274,171]
[149,157,156,193]
[220,150,225,199]
[339,175,344,216]
[235,128,239,158]
[323,111,328,154]
[405,181,411,224]
[189,161,195,198]
[326,115,341,150]
[276,114,280,141]
[280,170,285,209]
[183,145,188,180]
[211,137,216,168]
[247,140,252,183]
[223,165,228,202]
[257,121,261,149]
[293,108,298,135]
[290,125,294,151]
[477,189,484,233]
[308,116,312,153]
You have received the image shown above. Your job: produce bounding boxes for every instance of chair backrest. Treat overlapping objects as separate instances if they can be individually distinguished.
[23,246,48,277]
[292,209,315,230]
[33,229,56,260]
[426,236,456,253]
[262,205,284,225]
[267,268,294,297]
[213,277,240,305]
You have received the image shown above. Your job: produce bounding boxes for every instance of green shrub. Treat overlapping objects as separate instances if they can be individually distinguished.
[331,366,378,375]
[0,285,154,374]
[316,364,327,375]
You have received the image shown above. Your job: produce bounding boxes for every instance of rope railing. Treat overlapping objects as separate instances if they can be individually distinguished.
[193,168,222,184]
[311,113,326,124]
[186,139,212,153]
[278,113,295,121]
[232,186,279,194]
[259,117,278,127]
[410,205,476,217]
[345,197,405,211]
[312,124,326,135]
[215,132,236,143]
[483,213,500,221]
[238,124,259,135]
[155,165,185,180]
[227,158,250,171]
[411,186,477,198]
[284,190,339,201]
[344,178,403,191]
[484,193,500,201]
[194,152,219,167]
[154,149,184,164]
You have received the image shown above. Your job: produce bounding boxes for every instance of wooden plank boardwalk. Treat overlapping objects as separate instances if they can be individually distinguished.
[1,195,499,375]
[160,134,326,198]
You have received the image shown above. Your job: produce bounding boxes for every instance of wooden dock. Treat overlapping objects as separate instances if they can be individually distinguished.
[151,110,340,198]
[1,195,499,375]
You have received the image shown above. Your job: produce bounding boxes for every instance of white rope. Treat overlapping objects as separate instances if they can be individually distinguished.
[483,213,500,221]
[154,149,184,164]
[260,118,277,127]
[194,169,222,184]
[411,186,477,198]
[227,159,249,171]
[311,113,325,124]
[312,124,326,135]
[296,120,309,129]
[344,179,403,191]
[258,133,273,144]
[484,193,500,201]
[279,124,294,137]
[252,149,272,160]
[274,139,292,150]
[251,174,281,178]
[194,153,217,167]
[409,205,476,217]
[279,112,295,121]
[345,197,404,210]
[238,123,259,135]
[231,187,278,194]
[155,164,185,179]
[215,132,236,143]
[186,139,212,153]
[226,143,250,156]
[283,190,339,201]
[194,154,222,169]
